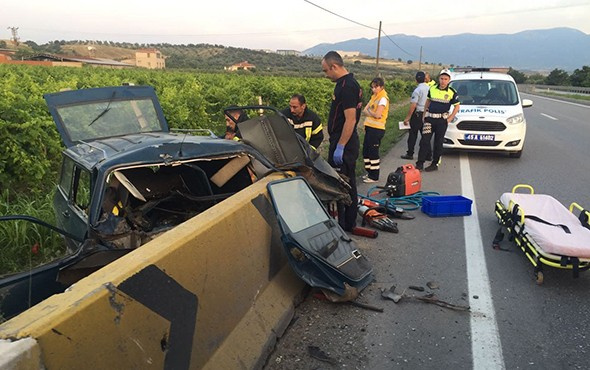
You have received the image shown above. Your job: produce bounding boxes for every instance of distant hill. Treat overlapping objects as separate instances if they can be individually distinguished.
[303,28,590,72]
[7,40,416,79]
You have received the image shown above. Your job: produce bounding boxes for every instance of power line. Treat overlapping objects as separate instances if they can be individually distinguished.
[303,0,378,31]
[380,29,414,57]
[303,0,414,57]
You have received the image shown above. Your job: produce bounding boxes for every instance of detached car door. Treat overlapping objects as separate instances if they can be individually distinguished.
[267,177,373,296]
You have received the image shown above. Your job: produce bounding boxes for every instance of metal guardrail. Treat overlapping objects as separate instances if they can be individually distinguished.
[519,84,590,95]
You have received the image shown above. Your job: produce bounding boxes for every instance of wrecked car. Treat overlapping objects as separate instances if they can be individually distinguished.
[0,85,371,321]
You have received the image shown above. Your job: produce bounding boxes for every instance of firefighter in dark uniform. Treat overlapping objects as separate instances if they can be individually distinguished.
[223,106,249,141]
[281,94,324,150]
[321,51,363,231]
[417,69,460,172]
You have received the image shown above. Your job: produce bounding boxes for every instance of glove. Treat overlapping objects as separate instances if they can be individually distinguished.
[333,144,345,166]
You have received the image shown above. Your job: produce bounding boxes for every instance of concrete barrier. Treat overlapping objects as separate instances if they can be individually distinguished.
[0,173,305,369]
[0,338,41,370]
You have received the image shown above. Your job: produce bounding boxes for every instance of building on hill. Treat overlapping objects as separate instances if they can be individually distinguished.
[0,48,16,58]
[129,48,166,69]
[336,50,361,58]
[1,53,134,68]
[225,61,256,71]
[276,49,300,56]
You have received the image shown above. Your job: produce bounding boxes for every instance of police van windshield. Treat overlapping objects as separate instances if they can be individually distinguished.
[450,80,519,106]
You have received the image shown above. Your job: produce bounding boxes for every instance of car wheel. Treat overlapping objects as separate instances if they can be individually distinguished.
[509,150,522,158]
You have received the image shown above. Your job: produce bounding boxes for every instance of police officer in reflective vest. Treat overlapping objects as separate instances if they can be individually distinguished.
[417,69,460,172]
[281,94,324,150]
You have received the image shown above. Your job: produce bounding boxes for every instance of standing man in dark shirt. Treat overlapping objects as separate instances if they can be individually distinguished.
[281,94,324,150]
[321,51,363,231]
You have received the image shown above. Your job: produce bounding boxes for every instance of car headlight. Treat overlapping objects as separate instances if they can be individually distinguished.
[451,116,458,123]
[506,113,525,125]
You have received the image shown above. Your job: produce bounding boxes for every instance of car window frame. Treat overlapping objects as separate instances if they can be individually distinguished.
[71,166,92,218]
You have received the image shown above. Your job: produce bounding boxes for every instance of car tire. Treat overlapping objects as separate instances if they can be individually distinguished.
[509,150,522,158]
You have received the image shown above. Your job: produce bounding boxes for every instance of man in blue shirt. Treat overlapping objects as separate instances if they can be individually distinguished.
[401,71,431,160]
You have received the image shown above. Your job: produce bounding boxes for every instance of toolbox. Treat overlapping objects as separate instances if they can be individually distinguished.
[421,195,473,217]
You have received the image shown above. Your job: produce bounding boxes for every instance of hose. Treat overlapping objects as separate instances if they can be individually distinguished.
[359,188,441,211]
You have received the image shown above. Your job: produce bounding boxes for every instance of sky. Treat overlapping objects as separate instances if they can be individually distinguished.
[2,0,589,51]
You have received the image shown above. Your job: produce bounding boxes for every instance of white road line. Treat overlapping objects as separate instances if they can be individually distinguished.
[460,154,505,370]
[521,93,590,109]
[540,113,558,120]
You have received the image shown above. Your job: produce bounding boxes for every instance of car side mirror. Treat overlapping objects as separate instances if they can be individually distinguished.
[522,99,533,108]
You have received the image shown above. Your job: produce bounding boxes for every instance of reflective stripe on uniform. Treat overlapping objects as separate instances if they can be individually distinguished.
[363,158,380,170]
[427,85,459,113]
[305,127,311,141]
[112,201,124,216]
[287,118,313,130]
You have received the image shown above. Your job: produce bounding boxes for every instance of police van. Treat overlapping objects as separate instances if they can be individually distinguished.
[445,68,533,158]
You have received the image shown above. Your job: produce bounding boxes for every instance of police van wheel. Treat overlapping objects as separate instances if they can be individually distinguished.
[509,150,522,158]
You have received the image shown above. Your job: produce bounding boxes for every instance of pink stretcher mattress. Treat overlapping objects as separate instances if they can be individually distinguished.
[500,193,590,258]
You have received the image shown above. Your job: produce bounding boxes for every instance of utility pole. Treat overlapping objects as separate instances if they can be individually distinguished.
[418,46,423,71]
[7,27,20,46]
[375,21,382,76]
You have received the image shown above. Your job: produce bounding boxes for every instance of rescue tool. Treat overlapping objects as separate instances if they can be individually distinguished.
[357,203,398,233]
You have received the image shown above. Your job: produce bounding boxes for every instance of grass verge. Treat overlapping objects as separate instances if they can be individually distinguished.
[0,189,68,277]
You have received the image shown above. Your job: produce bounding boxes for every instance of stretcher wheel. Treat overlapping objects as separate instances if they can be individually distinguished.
[535,271,544,285]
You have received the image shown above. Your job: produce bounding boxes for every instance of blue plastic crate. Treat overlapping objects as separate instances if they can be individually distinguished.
[421,195,472,217]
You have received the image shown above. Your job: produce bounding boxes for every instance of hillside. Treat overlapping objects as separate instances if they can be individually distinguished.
[2,40,418,80]
[62,44,135,60]
[304,28,590,72]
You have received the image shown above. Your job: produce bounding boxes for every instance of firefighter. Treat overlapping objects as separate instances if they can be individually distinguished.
[321,51,363,232]
[281,94,324,150]
[224,107,249,141]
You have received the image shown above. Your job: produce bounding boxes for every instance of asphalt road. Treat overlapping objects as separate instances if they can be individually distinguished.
[264,94,590,370]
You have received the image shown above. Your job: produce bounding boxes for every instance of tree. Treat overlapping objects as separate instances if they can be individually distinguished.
[527,73,546,84]
[406,60,413,64]
[353,60,361,65]
[545,68,570,86]
[508,67,527,84]
[570,66,590,87]
[0,40,6,48]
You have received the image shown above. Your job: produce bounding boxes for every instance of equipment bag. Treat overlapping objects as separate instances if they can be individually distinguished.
[385,164,421,197]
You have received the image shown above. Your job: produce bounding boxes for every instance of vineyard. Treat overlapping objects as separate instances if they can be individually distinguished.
[0,63,413,195]
[0,63,412,275]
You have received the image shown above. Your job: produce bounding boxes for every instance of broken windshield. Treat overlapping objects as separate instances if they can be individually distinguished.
[56,98,163,143]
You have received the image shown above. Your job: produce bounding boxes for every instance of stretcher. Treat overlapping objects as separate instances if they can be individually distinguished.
[493,184,590,284]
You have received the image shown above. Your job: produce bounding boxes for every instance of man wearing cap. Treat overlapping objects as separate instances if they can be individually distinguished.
[401,71,431,160]
[417,69,460,172]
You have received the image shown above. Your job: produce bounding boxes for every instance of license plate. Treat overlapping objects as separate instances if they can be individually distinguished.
[464,134,495,141]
